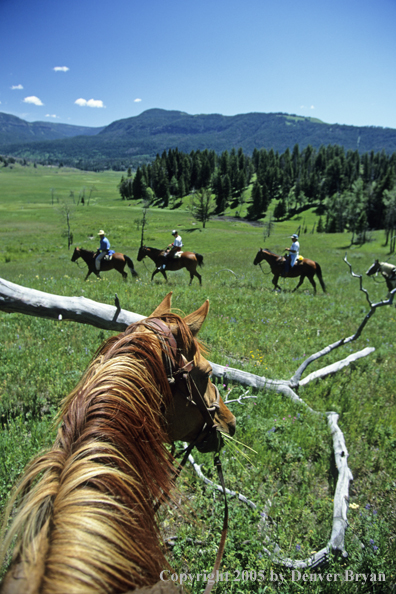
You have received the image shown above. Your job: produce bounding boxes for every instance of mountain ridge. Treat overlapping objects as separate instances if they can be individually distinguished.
[1,108,396,170]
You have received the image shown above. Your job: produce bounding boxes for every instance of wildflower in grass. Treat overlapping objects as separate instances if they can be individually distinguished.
[296,544,301,551]
[349,503,359,510]
[365,504,371,509]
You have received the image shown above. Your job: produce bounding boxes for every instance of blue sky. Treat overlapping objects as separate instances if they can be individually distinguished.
[1,0,396,129]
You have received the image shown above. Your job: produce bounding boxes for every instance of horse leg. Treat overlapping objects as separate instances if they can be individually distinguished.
[272,275,281,291]
[308,276,317,294]
[292,275,306,292]
[85,270,97,281]
[151,268,167,282]
[195,271,202,285]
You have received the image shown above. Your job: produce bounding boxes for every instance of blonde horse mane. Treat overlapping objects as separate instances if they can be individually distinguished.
[1,313,202,594]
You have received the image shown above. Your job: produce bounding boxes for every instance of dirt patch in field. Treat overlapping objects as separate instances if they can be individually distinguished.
[213,216,263,227]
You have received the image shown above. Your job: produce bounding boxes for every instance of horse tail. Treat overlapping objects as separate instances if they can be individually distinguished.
[315,262,326,293]
[195,253,204,267]
[124,255,138,277]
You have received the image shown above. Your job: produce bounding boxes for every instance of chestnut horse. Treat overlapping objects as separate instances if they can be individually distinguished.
[0,294,235,594]
[253,248,326,294]
[71,247,138,280]
[137,246,203,285]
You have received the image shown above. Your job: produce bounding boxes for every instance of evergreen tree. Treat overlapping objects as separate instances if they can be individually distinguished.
[273,199,286,220]
[189,188,216,228]
[247,180,263,220]
[132,168,147,201]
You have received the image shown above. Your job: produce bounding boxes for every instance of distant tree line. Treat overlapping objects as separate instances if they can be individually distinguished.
[118,144,396,237]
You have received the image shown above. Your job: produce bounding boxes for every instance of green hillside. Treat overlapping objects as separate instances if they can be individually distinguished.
[0,112,104,145]
[2,109,396,171]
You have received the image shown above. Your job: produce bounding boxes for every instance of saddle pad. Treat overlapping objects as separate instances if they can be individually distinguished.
[174,251,183,258]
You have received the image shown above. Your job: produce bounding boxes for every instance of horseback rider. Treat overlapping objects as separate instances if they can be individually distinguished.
[95,230,110,271]
[159,230,183,271]
[284,234,300,275]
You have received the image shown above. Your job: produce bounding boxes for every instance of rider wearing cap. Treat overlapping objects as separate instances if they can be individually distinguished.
[95,230,111,271]
[284,233,300,274]
[159,230,183,271]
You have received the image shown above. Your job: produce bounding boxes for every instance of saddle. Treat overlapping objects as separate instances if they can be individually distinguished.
[103,250,115,261]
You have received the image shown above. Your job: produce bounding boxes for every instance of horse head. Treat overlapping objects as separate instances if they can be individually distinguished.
[71,246,81,262]
[0,293,235,594]
[144,293,236,449]
[253,248,264,266]
[366,259,381,276]
[137,245,147,262]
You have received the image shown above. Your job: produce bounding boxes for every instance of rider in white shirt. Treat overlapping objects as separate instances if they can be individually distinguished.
[159,230,183,270]
[284,234,300,274]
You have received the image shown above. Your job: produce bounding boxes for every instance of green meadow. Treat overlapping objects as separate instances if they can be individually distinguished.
[0,163,395,593]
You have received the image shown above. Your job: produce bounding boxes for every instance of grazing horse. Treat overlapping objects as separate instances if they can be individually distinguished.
[253,248,326,294]
[366,259,396,297]
[0,293,235,594]
[71,247,138,280]
[137,246,204,285]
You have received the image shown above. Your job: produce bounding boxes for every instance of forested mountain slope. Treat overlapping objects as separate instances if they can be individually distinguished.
[1,108,396,170]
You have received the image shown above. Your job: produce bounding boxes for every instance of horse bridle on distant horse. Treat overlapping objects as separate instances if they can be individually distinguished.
[142,318,229,594]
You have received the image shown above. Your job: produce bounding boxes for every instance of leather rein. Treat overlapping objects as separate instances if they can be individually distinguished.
[143,318,228,594]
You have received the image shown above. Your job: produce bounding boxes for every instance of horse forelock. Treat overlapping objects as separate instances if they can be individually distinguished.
[0,319,201,593]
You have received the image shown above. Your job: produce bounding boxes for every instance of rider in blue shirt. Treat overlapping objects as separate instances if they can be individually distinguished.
[95,230,110,271]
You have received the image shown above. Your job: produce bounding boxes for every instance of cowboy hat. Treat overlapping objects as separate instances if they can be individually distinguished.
[98,230,105,236]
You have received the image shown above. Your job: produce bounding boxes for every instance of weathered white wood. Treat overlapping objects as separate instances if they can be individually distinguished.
[0,277,145,331]
[299,347,375,386]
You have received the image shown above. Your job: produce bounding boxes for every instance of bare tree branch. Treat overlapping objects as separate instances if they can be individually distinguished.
[0,277,144,331]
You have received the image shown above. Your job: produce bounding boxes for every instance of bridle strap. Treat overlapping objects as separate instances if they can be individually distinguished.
[203,455,229,594]
[140,317,229,588]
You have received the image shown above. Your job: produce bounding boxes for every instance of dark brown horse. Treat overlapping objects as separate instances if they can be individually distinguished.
[71,247,138,280]
[137,246,204,285]
[0,293,236,594]
[253,248,326,293]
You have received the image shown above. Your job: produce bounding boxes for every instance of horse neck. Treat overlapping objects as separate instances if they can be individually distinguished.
[79,248,94,262]
[261,250,280,263]
[145,247,162,261]
[2,329,177,593]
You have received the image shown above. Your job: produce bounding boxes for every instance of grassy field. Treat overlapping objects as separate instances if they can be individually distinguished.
[0,163,395,593]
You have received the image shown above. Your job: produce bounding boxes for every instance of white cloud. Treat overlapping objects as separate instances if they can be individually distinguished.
[11,84,24,90]
[134,98,142,103]
[54,66,69,72]
[45,114,58,118]
[23,96,44,106]
[310,105,315,110]
[74,98,105,108]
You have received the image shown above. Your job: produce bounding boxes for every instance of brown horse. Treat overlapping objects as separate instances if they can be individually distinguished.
[0,293,235,594]
[71,247,138,280]
[253,248,326,294]
[137,246,203,285]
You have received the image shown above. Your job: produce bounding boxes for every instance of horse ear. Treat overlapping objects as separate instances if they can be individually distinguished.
[149,292,173,317]
[183,300,209,336]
